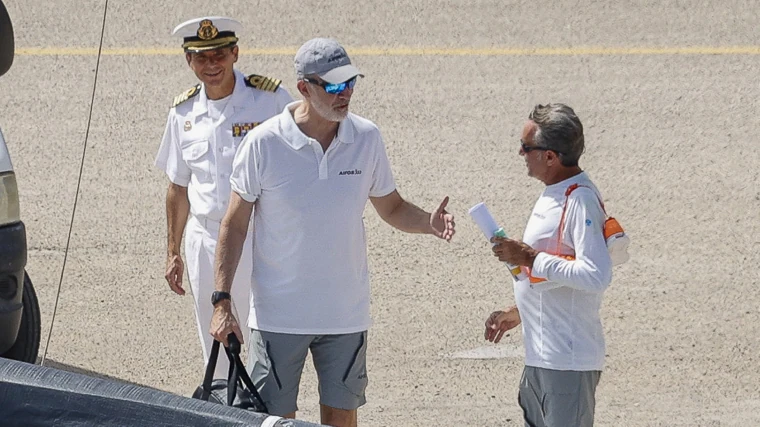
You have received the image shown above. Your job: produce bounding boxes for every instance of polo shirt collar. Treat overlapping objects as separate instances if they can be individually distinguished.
[279,101,355,150]
[335,112,355,144]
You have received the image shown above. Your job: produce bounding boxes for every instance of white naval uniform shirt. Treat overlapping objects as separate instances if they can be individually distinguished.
[155,69,294,223]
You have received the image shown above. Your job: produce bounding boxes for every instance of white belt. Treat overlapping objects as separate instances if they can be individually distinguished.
[194,215,222,231]
[192,215,253,234]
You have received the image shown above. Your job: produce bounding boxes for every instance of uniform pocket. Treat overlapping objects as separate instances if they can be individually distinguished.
[181,139,212,181]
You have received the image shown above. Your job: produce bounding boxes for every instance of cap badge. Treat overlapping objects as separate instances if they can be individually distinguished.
[197,20,219,40]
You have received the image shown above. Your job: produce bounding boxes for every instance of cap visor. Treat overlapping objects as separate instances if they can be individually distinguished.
[184,42,237,53]
[319,64,363,84]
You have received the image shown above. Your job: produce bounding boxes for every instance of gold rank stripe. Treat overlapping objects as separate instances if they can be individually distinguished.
[14,45,760,56]
[246,75,281,92]
[263,78,280,92]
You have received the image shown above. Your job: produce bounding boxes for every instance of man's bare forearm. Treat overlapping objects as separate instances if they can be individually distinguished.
[166,183,190,255]
[382,200,432,234]
[214,194,253,294]
[214,223,246,294]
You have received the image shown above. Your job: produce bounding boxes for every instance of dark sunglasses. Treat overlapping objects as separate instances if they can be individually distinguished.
[520,140,564,155]
[303,77,357,94]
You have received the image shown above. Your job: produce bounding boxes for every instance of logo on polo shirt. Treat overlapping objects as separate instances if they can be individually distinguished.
[338,169,362,176]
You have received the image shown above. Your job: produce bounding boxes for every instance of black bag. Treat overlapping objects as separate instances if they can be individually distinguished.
[192,334,269,414]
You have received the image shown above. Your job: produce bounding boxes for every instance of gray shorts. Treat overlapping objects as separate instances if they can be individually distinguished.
[246,329,368,416]
[518,366,601,427]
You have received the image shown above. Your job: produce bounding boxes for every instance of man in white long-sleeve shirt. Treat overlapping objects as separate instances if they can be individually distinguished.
[484,103,613,427]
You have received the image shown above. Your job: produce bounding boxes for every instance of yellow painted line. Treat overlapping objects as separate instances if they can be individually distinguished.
[14,46,760,56]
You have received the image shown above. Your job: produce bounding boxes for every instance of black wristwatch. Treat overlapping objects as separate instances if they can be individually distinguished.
[211,291,231,306]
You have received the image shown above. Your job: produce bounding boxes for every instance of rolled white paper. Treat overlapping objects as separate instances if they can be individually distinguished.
[469,202,528,281]
[468,202,502,239]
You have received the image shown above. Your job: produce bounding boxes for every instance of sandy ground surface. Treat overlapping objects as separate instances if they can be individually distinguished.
[1,1,759,426]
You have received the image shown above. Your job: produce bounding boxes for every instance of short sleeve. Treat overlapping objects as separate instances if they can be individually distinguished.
[154,112,191,186]
[369,132,396,198]
[229,135,262,203]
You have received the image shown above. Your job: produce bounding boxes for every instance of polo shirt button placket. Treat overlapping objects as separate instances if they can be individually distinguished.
[319,159,328,180]
[310,141,329,180]
[320,139,339,180]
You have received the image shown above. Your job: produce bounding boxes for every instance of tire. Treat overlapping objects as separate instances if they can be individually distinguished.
[1,271,41,363]
[0,0,15,77]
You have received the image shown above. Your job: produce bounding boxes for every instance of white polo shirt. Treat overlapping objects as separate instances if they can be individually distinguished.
[154,69,293,223]
[230,101,396,334]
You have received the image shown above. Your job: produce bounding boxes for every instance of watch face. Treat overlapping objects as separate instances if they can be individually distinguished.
[212,292,229,304]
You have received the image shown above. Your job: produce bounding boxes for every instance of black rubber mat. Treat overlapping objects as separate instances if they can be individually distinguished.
[0,358,321,427]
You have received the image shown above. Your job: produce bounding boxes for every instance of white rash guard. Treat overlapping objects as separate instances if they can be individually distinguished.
[515,171,613,372]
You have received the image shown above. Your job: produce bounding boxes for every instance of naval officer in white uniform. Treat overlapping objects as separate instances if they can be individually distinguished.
[155,16,293,379]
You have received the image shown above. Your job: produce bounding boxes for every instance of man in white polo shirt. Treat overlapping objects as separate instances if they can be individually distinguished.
[484,103,613,427]
[209,38,456,426]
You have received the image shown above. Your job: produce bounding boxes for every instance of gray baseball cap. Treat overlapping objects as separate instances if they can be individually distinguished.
[294,38,364,84]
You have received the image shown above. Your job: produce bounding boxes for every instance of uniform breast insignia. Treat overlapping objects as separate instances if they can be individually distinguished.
[245,74,282,92]
[172,84,201,107]
[232,122,262,137]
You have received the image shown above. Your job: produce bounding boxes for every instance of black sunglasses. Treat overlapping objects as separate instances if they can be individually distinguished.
[520,140,564,155]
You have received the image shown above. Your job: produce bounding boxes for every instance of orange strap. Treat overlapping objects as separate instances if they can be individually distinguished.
[555,184,607,255]
[526,255,576,283]
[526,184,606,284]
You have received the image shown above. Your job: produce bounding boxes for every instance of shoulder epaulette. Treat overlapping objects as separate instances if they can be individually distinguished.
[245,74,282,92]
[172,84,201,107]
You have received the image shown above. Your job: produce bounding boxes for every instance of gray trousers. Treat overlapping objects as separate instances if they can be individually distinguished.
[518,366,601,427]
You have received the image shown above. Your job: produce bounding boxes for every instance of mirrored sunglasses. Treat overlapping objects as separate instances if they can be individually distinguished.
[304,77,357,94]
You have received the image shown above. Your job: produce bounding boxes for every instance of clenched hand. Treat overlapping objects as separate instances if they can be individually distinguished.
[210,303,244,347]
[490,236,538,267]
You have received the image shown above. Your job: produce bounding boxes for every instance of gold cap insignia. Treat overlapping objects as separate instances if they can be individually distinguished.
[197,20,219,41]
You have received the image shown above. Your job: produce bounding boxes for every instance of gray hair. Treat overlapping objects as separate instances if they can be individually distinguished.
[528,103,585,167]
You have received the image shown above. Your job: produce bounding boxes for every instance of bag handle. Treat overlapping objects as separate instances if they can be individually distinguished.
[227,334,268,413]
[198,339,221,401]
[555,184,607,255]
[199,333,269,413]
[225,340,239,407]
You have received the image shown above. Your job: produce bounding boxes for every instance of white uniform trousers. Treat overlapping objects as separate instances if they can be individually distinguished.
[185,215,253,379]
